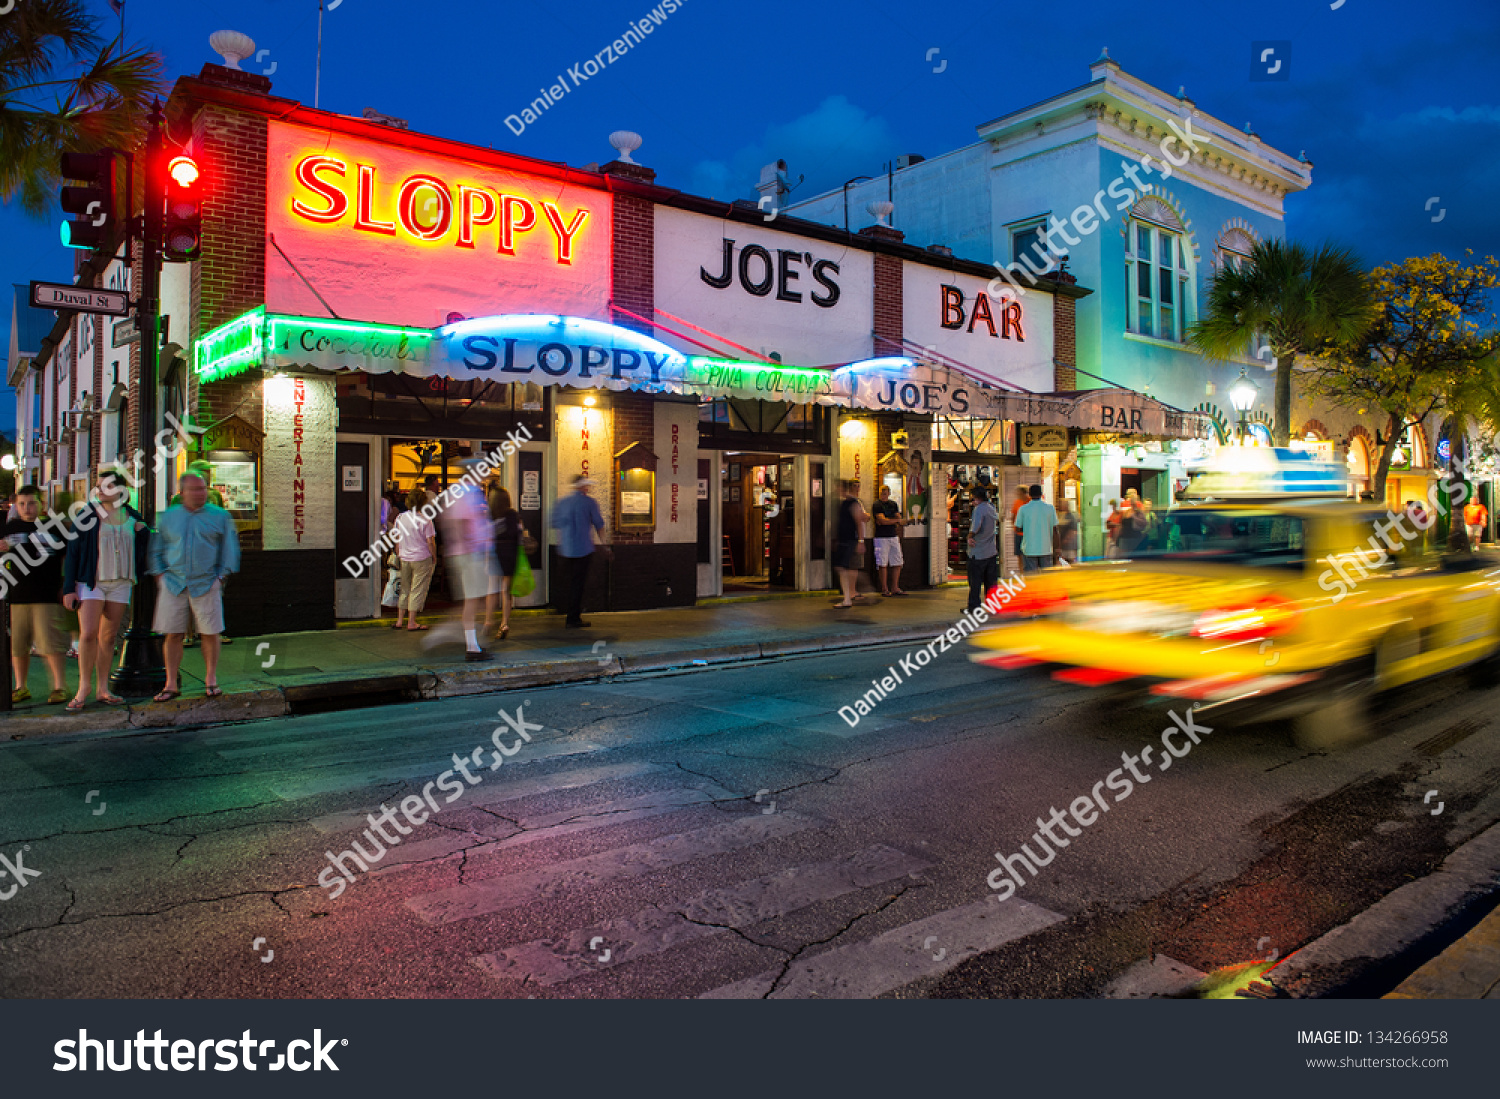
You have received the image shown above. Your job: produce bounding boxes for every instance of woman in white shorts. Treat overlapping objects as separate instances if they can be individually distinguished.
[61,469,150,711]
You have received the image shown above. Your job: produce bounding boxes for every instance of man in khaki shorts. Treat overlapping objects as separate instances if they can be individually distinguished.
[1,485,70,704]
[148,471,240,701]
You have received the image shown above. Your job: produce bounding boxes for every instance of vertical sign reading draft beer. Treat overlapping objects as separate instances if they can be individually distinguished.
[263,375,336,550]
[654,403,698,543]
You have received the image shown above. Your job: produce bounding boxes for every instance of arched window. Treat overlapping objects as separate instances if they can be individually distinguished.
[1218,227,1256,271]
[1125,197,1192,342]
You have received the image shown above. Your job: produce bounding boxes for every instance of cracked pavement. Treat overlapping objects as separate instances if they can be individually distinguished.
[2,641,1499,998]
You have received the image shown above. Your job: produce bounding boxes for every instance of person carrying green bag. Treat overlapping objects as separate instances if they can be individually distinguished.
[490,488,535,640]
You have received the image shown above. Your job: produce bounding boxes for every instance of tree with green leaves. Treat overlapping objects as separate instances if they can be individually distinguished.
[1189,239,1377,445]
[0,0,162,218]
[1302,252,1500,501]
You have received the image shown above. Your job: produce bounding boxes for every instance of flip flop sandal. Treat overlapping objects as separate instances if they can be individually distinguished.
[152,689,181,703]
[66,698,88,712]
[97,694,127,706]
[407,624,429,631]
[204,686,224,699]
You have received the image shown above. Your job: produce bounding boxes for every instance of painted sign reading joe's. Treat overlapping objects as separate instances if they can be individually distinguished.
[266,121,611,329]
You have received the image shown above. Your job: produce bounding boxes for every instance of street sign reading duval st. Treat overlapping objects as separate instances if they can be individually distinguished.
[30,280,130,316]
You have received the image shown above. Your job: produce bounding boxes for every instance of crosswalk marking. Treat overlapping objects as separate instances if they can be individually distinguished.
[471,845,932,986]
[309,761,668,835]
[698,895,1065,999]
[405,812,817,925]
[267,738,603,801]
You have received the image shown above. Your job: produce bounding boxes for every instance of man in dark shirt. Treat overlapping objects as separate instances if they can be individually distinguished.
[871,485,908,596]
[0,485,70,704]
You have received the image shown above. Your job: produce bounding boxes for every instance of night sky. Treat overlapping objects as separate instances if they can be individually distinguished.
[4,0,1497,433]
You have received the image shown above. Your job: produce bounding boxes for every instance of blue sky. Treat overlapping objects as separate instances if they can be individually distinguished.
[4,0,1498,432]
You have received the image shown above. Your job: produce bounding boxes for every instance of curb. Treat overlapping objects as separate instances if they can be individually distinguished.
[0,621,955,739]
[1263,819,1500,998]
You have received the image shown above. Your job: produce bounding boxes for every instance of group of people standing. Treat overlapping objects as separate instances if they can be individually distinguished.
[1104,489,1154,556]
[381,463,535,661]
[2,462,240,710]
[379,466,610,659]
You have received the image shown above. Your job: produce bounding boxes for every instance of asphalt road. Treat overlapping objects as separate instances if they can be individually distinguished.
[3,623,1499,999]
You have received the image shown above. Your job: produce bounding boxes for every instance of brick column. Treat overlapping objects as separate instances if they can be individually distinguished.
[1052,292,1077,392]
[609,394,655,547]
[601,160,655,335]
[860,225,905,357]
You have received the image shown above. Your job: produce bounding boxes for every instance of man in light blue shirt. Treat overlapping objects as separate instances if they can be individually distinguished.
[551,475,610,628]
[149,471,240,701]
[1015,484,1059,572]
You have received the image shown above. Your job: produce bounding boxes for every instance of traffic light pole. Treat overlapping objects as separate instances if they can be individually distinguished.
[111,102,167,697]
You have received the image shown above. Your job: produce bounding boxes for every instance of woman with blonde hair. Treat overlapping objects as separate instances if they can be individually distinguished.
[391,487,437,631]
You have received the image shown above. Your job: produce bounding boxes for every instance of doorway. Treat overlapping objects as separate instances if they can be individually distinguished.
[721,452,796,593]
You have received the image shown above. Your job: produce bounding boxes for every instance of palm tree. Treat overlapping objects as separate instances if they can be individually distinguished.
[1189,239,1376,445]
[0,0,163,219]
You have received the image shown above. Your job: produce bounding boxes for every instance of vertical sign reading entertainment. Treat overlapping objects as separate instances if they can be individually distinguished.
[264,375,336,550]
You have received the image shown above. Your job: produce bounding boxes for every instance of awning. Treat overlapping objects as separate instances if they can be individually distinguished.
[194,309,1212,440]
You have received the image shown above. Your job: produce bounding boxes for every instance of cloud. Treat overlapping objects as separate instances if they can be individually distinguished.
[688,95,901,201]
[1287,102,1500,267]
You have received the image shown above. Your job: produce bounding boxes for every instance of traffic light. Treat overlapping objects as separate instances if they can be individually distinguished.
[59,151,116,251]
[163,154,203,262]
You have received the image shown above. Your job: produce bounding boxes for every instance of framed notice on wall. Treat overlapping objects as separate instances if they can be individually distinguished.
[617,468,655,530]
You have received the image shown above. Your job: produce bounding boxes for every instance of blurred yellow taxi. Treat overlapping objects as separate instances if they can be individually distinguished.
[970,448,1500,743]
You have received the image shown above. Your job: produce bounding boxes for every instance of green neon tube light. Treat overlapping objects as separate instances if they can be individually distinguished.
[194,307,266,383]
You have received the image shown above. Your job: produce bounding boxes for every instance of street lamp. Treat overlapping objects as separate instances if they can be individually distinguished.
[1229,368,1259,445]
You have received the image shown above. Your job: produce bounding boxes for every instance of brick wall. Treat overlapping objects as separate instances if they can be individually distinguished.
[1053,293,1077,391]
[861,225,905,356]
[610,191,654,334]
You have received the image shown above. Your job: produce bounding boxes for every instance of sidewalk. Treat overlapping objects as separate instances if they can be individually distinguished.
[1384,902,1500,999]
[1,586,973,737]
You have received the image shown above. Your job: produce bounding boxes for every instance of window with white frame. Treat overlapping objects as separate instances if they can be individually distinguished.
[1124,198,1191,341]
[1010,217,1062,274]
[1217,227,1255,272]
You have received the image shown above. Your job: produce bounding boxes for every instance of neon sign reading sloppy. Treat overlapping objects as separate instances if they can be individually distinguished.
[290,154,592,264]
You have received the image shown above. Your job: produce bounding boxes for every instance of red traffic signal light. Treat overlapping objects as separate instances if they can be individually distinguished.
[163,153,203,262]
[168,156,200,188]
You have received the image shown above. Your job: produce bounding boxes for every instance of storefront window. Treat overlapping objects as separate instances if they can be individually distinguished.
[698,398,830,452]
[933,417,1017,457]
[335,374,550,440]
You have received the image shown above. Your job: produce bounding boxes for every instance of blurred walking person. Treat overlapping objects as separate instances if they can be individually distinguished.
[391,488,436,632]
[61,469,149,710]
[441,458,494,660]
[551,474,610,628]
[149,470,240,702]
[833,480,870,608]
